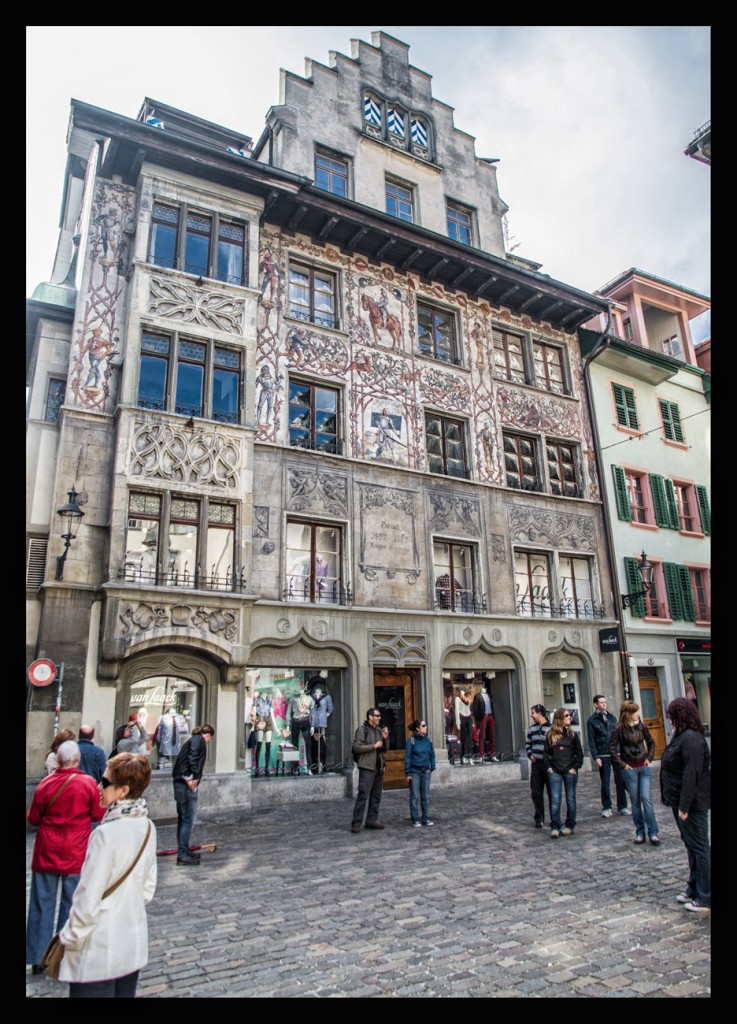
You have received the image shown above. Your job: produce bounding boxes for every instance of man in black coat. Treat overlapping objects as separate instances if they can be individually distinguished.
[586,695,628,818]
[172,724,214,865]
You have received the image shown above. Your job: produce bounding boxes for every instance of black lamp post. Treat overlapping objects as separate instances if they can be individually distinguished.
[55,485,84,580]
[621,551,654,609]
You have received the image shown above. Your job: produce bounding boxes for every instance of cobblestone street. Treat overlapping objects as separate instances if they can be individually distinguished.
[26,767,710,998]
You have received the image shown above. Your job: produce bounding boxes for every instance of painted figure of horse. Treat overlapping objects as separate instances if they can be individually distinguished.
[361,292,402,350]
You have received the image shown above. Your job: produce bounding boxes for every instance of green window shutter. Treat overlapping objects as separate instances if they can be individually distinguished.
[677,565,696,622]
[663,478,680,529]
[695,485,711,534]
[650,474,672,528]
[663,562,684,619]
[611,465,632,521]
[623,557,646,617]
[612,383,639,430]
[659,399,685,443]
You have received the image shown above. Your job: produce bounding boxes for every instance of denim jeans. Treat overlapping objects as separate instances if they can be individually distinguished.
[26,871,80,966]
[548,770,578,830]
[597,755,628,812]
[408,771,432,824]
[622,765,658,837]
[173,778,198,856]
[672,807,711,906]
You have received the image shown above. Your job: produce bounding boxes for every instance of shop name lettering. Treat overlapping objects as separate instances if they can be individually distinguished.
[131,689,176,705]
[378,698,402,709]
[601,635,618,646]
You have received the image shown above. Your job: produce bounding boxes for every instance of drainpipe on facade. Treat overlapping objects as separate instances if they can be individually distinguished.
[581,301,634,702]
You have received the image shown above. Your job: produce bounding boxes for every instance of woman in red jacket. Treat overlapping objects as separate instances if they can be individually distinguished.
[26,740,105,973]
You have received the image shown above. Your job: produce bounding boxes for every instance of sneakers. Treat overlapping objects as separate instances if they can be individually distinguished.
[676,892,692,904]
[550,829,560,838]
[490,755,501,763]
[684,900,711,914]
[560,827,574,836]
[411,821,422,828]
[649,836,661,846]
[601,808,612,818]
[618,808,631,815]
[422,820,434,826]
[634,835,645,845]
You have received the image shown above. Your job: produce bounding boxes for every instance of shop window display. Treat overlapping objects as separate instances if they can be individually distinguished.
[129,675,199,768]
[245,668,340,777]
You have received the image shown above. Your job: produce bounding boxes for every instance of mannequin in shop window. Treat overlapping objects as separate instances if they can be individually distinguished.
[283,681,314,775]
[155,707,187,768]
[251,691,276,777]
[309,678,334,773]
[435,572,463,610]
[472,685,500,762]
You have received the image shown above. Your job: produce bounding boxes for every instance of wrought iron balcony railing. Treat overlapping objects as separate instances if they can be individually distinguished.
[516,596,606,619]
[284,577,352,606]
[117,564,247,593]
[434,591,487,614]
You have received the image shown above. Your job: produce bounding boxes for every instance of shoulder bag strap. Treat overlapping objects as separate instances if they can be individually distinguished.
[42,773,76,816]
[102,821,152,899]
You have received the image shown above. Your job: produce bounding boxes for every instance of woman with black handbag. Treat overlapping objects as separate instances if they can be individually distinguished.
[54,752,157,998]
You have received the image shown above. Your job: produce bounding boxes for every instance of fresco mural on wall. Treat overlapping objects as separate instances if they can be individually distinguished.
[255,227,599,497]
[69,182,136,413]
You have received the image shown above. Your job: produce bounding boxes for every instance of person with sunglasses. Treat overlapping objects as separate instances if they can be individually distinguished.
[56,752,157,998]
[543,708,584,838]
[405,719,436,827]
[350,708,389,833]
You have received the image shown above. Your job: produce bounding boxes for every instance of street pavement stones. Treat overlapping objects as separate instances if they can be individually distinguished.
[26,766,711,998]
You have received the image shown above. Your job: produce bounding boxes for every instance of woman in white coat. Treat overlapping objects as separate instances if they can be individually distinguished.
[57,752,157,998]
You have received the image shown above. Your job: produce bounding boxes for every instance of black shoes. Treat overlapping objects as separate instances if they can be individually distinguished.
[364,822,385,830]
[350,824,361,833]
[177,853,200,865]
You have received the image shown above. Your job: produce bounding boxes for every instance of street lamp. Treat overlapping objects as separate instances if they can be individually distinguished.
[55,485,84,580]
[621,551,653,609]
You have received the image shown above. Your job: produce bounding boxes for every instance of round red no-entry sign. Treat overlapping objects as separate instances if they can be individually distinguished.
[28,659,57,687]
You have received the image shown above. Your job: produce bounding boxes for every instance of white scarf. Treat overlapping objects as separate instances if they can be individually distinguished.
[102,797,149,823]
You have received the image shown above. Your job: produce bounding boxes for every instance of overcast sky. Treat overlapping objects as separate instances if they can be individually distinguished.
[26,25,711,339]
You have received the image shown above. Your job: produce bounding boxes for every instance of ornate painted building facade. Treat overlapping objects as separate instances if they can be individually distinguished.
[27,32,621,813]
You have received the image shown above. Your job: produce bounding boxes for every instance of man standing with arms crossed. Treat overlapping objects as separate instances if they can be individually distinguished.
[351,708,390,833]
[587,695,629,818]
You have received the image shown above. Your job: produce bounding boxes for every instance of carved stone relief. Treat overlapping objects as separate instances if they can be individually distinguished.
[254,506,270,537]
[130,422,240,488]
[371,632,429,665]
[286,464,348,517]
[427,492,482,536]
[119,600,239,641]
[508,505,596,552]
[148,276,245,334]
[490,534,506,563]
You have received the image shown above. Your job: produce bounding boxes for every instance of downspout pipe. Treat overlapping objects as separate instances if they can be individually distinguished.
[582,301,634,702]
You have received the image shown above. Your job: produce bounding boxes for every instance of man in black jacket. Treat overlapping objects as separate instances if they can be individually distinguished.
[586,696,628,818]
[172,724,214,865]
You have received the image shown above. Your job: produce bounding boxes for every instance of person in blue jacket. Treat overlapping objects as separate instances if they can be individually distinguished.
[404,719,436,827]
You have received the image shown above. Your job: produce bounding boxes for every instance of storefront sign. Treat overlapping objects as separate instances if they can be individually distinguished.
[676,637,711,654]
[598,626,621,652]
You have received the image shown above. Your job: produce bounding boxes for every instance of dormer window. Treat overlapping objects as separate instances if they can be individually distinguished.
[387,106,406,144]
[364,92,383,132]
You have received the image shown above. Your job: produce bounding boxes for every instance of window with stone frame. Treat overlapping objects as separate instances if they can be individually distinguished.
[363,91,431,160]
[417,300,460,365]
[148,200,246,286]
[533,340,567,395]
[425,413,468,478]
[433,540,479,612]
[45,377,65,423]
[546,441,580,498]
[288,378,340,454]
[559,556,596,619]
[385,177,415,223]
[285,520,343,604]
[503,432,540,491]
[124,492,238,591]
[288,261,338,329]
[446,200,474,245]
[514,550,552,618]
[492,327,527,385]
[137,331,241,424]
[314,148,350,198]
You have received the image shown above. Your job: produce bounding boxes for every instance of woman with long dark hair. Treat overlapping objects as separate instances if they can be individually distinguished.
[404,719,436,827]
[543,708,583,838]
[661,698,711,913]
[609,700,659,845]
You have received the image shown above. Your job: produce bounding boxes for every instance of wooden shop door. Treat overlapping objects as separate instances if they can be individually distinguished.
[373,668,416,790]
[638,674,666,760]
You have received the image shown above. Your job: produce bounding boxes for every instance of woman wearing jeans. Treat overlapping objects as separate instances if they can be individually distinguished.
[609,701,659,846]
[404,719,436,827]
[543,708,583,838]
